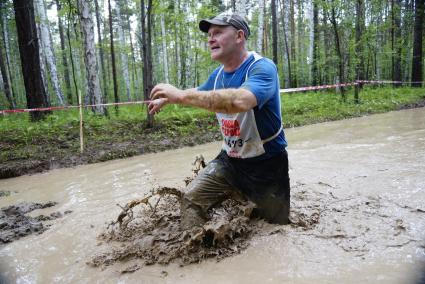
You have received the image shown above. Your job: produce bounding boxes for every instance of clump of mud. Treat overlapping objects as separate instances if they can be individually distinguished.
[88,186,257,270]
[0,201,71,244]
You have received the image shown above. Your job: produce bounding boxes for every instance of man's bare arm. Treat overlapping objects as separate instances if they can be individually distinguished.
[149,83,257,114]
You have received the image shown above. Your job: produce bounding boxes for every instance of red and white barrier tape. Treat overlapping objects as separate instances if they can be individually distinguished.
[0,100,152,115]
[280,82,357,93]
[1,79,423,114]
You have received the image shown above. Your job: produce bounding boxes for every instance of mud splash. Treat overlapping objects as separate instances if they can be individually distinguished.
[0,201,72,244]
[88,157,321,273]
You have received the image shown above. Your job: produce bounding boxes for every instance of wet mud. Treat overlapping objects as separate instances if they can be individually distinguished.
[88,160,323,272]
[0,201,71,244]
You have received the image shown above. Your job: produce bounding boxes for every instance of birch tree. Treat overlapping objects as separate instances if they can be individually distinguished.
[0,39,14,109]
[0,3,16,105]
[55,0,73,104]
[257,0,265,53]
[160,13,169,83]
[115,1,132,101]
[94,0,108,102]
[35,0,65,105]
[78,0,105,114]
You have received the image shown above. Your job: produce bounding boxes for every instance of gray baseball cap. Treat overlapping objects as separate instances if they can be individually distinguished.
[199,12,250,39]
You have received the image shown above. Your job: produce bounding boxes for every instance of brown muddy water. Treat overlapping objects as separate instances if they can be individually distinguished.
[1,108,425,284]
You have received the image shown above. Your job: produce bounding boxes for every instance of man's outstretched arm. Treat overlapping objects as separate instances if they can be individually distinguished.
[148,83,257,114]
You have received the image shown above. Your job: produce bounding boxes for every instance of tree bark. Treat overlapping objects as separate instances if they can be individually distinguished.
[257,0,265,53]
[0,38,14,109]
[141,0,154,127]
[160,13,169,83]
[271,0,278,65]
[55,0,73,105]
[311,0,320,86]
[94,0,108,103]
[411,0,424,87]
[79,0,105,114]
[355,0,365,103]
[108,0,119,112]
[327,2,345,99]
[290,0,297,87]
[115,1,132,101]
[12,0,49,121]
[35,0,65,105]
[392,0,402,87]
[0,3,17,106]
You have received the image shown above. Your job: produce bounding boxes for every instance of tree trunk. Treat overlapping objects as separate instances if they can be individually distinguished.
[115,1,132,101]
[257,0,265,53]
[174,0,181,87]
[0,3,17,106]
[411,0,424,87]
[160,13,169,83]
[12,0,49,121]
[94,0,108,103]
[235,0,247,17]
[0,39,14,109]
[141,0,154,127]
[311,0,320,86]
[392,0,402,87]
[307,0,314,83]
[355,0,365,103]
[108,0,119,112]
[328,3,345,100]
[281,0,292,88]
[35,0,65,105]
[125,10,140,101]
[290,0,297,87]
[79,0,105,114]
[271,0,278,65]
[55,0,73,105]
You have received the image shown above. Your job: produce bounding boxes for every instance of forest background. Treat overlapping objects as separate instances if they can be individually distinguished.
[0,0,424,178]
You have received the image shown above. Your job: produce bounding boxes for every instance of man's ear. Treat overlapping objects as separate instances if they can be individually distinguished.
[236,30,245,42]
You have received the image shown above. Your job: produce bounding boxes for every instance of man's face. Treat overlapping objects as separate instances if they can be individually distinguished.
[207,25,240,62]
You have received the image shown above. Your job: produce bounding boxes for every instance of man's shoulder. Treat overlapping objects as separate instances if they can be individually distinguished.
[248,54,277,74]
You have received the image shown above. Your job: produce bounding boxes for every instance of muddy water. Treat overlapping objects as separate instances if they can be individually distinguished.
[1,108,425,284]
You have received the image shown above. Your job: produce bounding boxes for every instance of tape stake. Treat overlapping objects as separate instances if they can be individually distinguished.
[78,90,84,153]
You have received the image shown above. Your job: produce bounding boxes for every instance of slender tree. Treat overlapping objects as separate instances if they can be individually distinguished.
[35,0,65,105]
[271,0,278,65]
[311,0,320,86]
[0,37,14,109]
[257,0,265,54]
[56,0,73,105]
[115,1,132,101]
[0,2,17,106]
[392,0,402,87]
[411,0,424,87]
[12,0,49,121]
[354,0,365,103]
[78,0,105,114]
[94,0,108,102]
[141,0,154,127]
[108,0,119,112]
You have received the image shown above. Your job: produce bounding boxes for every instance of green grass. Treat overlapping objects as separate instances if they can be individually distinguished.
[281,86,425,127]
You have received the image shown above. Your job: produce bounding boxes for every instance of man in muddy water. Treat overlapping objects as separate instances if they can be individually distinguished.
[148,12,290,230]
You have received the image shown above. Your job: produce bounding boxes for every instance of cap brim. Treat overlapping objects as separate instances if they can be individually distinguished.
[199,19,230,33]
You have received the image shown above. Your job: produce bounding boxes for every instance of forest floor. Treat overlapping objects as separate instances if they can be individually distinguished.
[1,92,425,180]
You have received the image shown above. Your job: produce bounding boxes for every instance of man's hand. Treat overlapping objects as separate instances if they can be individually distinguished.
[148,83,184,115]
